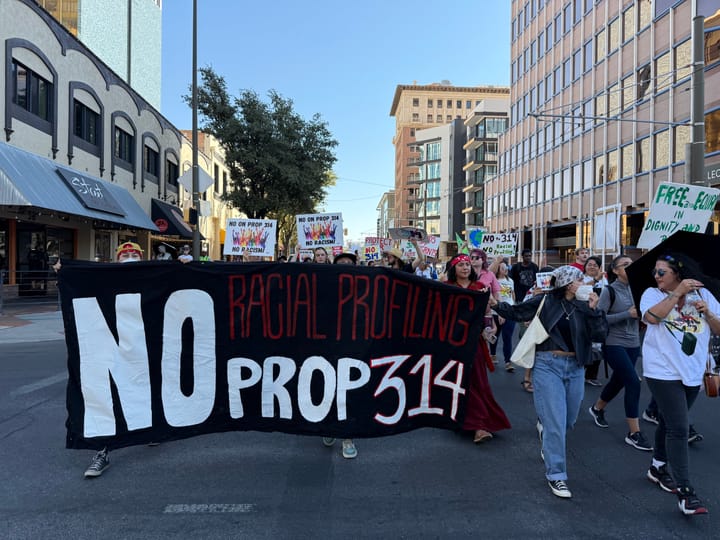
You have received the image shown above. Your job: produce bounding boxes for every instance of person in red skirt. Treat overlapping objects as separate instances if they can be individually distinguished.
[446,254,511,443]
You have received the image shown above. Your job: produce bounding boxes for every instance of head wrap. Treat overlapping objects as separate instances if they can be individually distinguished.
[116,242,144,260]
[552,265,583,289]
[450,254,470,267]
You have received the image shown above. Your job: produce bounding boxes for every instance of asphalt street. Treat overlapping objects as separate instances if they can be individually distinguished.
[1,337,719,539]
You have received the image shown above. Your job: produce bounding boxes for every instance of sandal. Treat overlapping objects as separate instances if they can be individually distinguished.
[521,380,534,393]
[473,430,493,443]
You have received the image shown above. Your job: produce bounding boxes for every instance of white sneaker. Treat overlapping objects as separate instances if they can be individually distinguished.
[341,439,357,459]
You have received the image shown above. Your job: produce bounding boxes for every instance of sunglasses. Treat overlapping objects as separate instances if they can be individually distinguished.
[651,268,672,277]
[470,255,483,260]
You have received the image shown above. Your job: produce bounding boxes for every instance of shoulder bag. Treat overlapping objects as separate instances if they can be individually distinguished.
[510,295,549,369]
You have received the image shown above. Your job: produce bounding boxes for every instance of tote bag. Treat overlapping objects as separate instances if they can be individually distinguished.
[510,295,549,369]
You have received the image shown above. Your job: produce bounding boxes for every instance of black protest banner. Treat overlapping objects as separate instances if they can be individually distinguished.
[58,261,488,450]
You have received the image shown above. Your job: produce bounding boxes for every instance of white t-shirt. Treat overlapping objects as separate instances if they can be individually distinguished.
[641,287,720,386]
[178,254,193,263]
[497,277,515,305]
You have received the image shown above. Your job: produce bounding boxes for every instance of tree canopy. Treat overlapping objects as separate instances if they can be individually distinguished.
[188,67,338,220]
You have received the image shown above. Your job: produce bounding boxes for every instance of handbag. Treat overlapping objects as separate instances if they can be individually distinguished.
[510,295,549,369]
[704,351,720,398]
[663,320,697,356]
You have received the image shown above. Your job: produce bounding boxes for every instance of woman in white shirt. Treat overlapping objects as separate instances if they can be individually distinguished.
[491,261,516,372]
[640,252,720,516]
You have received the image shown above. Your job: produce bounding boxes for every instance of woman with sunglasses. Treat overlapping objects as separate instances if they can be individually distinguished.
[446,254,511,444]
[588,256,651,451]
[640,252,720,515]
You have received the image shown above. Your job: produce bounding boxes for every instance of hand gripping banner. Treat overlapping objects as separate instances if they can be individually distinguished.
[58,261,488,450]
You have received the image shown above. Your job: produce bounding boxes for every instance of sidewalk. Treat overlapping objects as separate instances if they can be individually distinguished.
[0,303,65,344]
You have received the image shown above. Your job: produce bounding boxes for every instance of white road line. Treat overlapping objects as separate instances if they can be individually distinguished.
[10,372,66,397]
[163,504,255,514]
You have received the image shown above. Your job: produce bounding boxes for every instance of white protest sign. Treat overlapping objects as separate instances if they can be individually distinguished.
[223,218,277,257]
[363,237,393,262]
[296,212,344,248]
[418,235,440,258]
[401,240,418,260]
[637,182,720,249]
[480,232,519,257]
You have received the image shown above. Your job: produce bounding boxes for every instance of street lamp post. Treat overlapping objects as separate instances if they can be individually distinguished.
[688,1,706,186]
[191,0,201,259]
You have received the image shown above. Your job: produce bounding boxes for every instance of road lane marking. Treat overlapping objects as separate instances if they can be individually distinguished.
[163,504,255,514]
[10,372,66,397]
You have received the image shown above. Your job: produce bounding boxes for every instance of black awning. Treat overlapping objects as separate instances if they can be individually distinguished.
[151,199,194,239]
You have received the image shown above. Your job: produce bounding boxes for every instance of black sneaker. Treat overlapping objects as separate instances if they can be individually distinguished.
[677,486,709,515]
[588,406,609,428]
[688,425,704,444]
[625,431,653,451]
[642,410,659,425]
[84,449,110,478]
[647,465,677,493]
[548,480,572,498]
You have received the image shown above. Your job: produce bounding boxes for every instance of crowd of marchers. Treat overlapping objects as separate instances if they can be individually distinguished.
[57,240,720,518]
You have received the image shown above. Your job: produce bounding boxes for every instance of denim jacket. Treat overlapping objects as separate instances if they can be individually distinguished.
[495,293,608,367]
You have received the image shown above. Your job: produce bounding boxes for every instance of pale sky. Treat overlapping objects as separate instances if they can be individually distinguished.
[161,0,511,242]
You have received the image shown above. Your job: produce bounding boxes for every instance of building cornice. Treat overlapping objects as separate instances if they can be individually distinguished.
[389,84,510,117]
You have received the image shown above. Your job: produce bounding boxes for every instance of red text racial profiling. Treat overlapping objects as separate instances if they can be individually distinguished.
[227,273,484,346]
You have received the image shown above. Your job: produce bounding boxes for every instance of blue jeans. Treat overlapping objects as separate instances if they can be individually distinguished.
[490,317,516,361]
[533,351,585,481]
[599,345,641,419]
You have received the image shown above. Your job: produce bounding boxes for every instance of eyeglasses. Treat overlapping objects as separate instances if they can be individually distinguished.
[470,255,483,260]
[651,268,672,277]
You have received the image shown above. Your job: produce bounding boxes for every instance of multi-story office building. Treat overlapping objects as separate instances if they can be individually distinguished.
[389,82,510,230]
[376,190,395,239]
[495,0,720,265]
[462,99,510,233]
[412,119,466,257]
[1,0,182,290]
[34,0,162,109]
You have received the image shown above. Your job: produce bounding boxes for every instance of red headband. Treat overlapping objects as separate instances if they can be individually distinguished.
[450,254,470,267]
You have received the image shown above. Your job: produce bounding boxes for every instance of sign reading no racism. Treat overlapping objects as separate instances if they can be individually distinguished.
[58,261,487,450]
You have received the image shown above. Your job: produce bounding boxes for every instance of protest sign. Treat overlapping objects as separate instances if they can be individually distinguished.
[388,227,427,242]
[363,237,393,262]
[480,232,519,257]
[637,182,720,249]
[223,219,277,257]
[418,235,440,259]
[58,261,487,450]
[467,228,485,248]
[297,212,343,248]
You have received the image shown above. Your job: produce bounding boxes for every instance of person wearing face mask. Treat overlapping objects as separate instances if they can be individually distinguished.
[587,256,651,451]
[640,252,720,515]
[493,265,607,499]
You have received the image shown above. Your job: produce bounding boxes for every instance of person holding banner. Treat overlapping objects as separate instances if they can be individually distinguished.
[493,266,607,499]
[446,254,511,444]
[55,242,148,478]
[320,252,360,458]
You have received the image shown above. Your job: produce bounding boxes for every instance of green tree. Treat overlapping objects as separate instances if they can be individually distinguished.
[188,67,338,219]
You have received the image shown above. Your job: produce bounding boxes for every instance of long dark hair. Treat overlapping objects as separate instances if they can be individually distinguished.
[447,265,478,284]
[607,254,632,284]
[657,252,704,281]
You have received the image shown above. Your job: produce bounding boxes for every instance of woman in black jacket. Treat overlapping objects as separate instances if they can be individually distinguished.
[493,265,607,499]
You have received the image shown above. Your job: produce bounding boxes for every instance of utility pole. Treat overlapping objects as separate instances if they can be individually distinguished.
[687,1,706,186]
[191,0,201,259]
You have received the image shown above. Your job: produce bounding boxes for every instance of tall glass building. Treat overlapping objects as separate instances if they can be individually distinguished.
[35,0,162,109]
